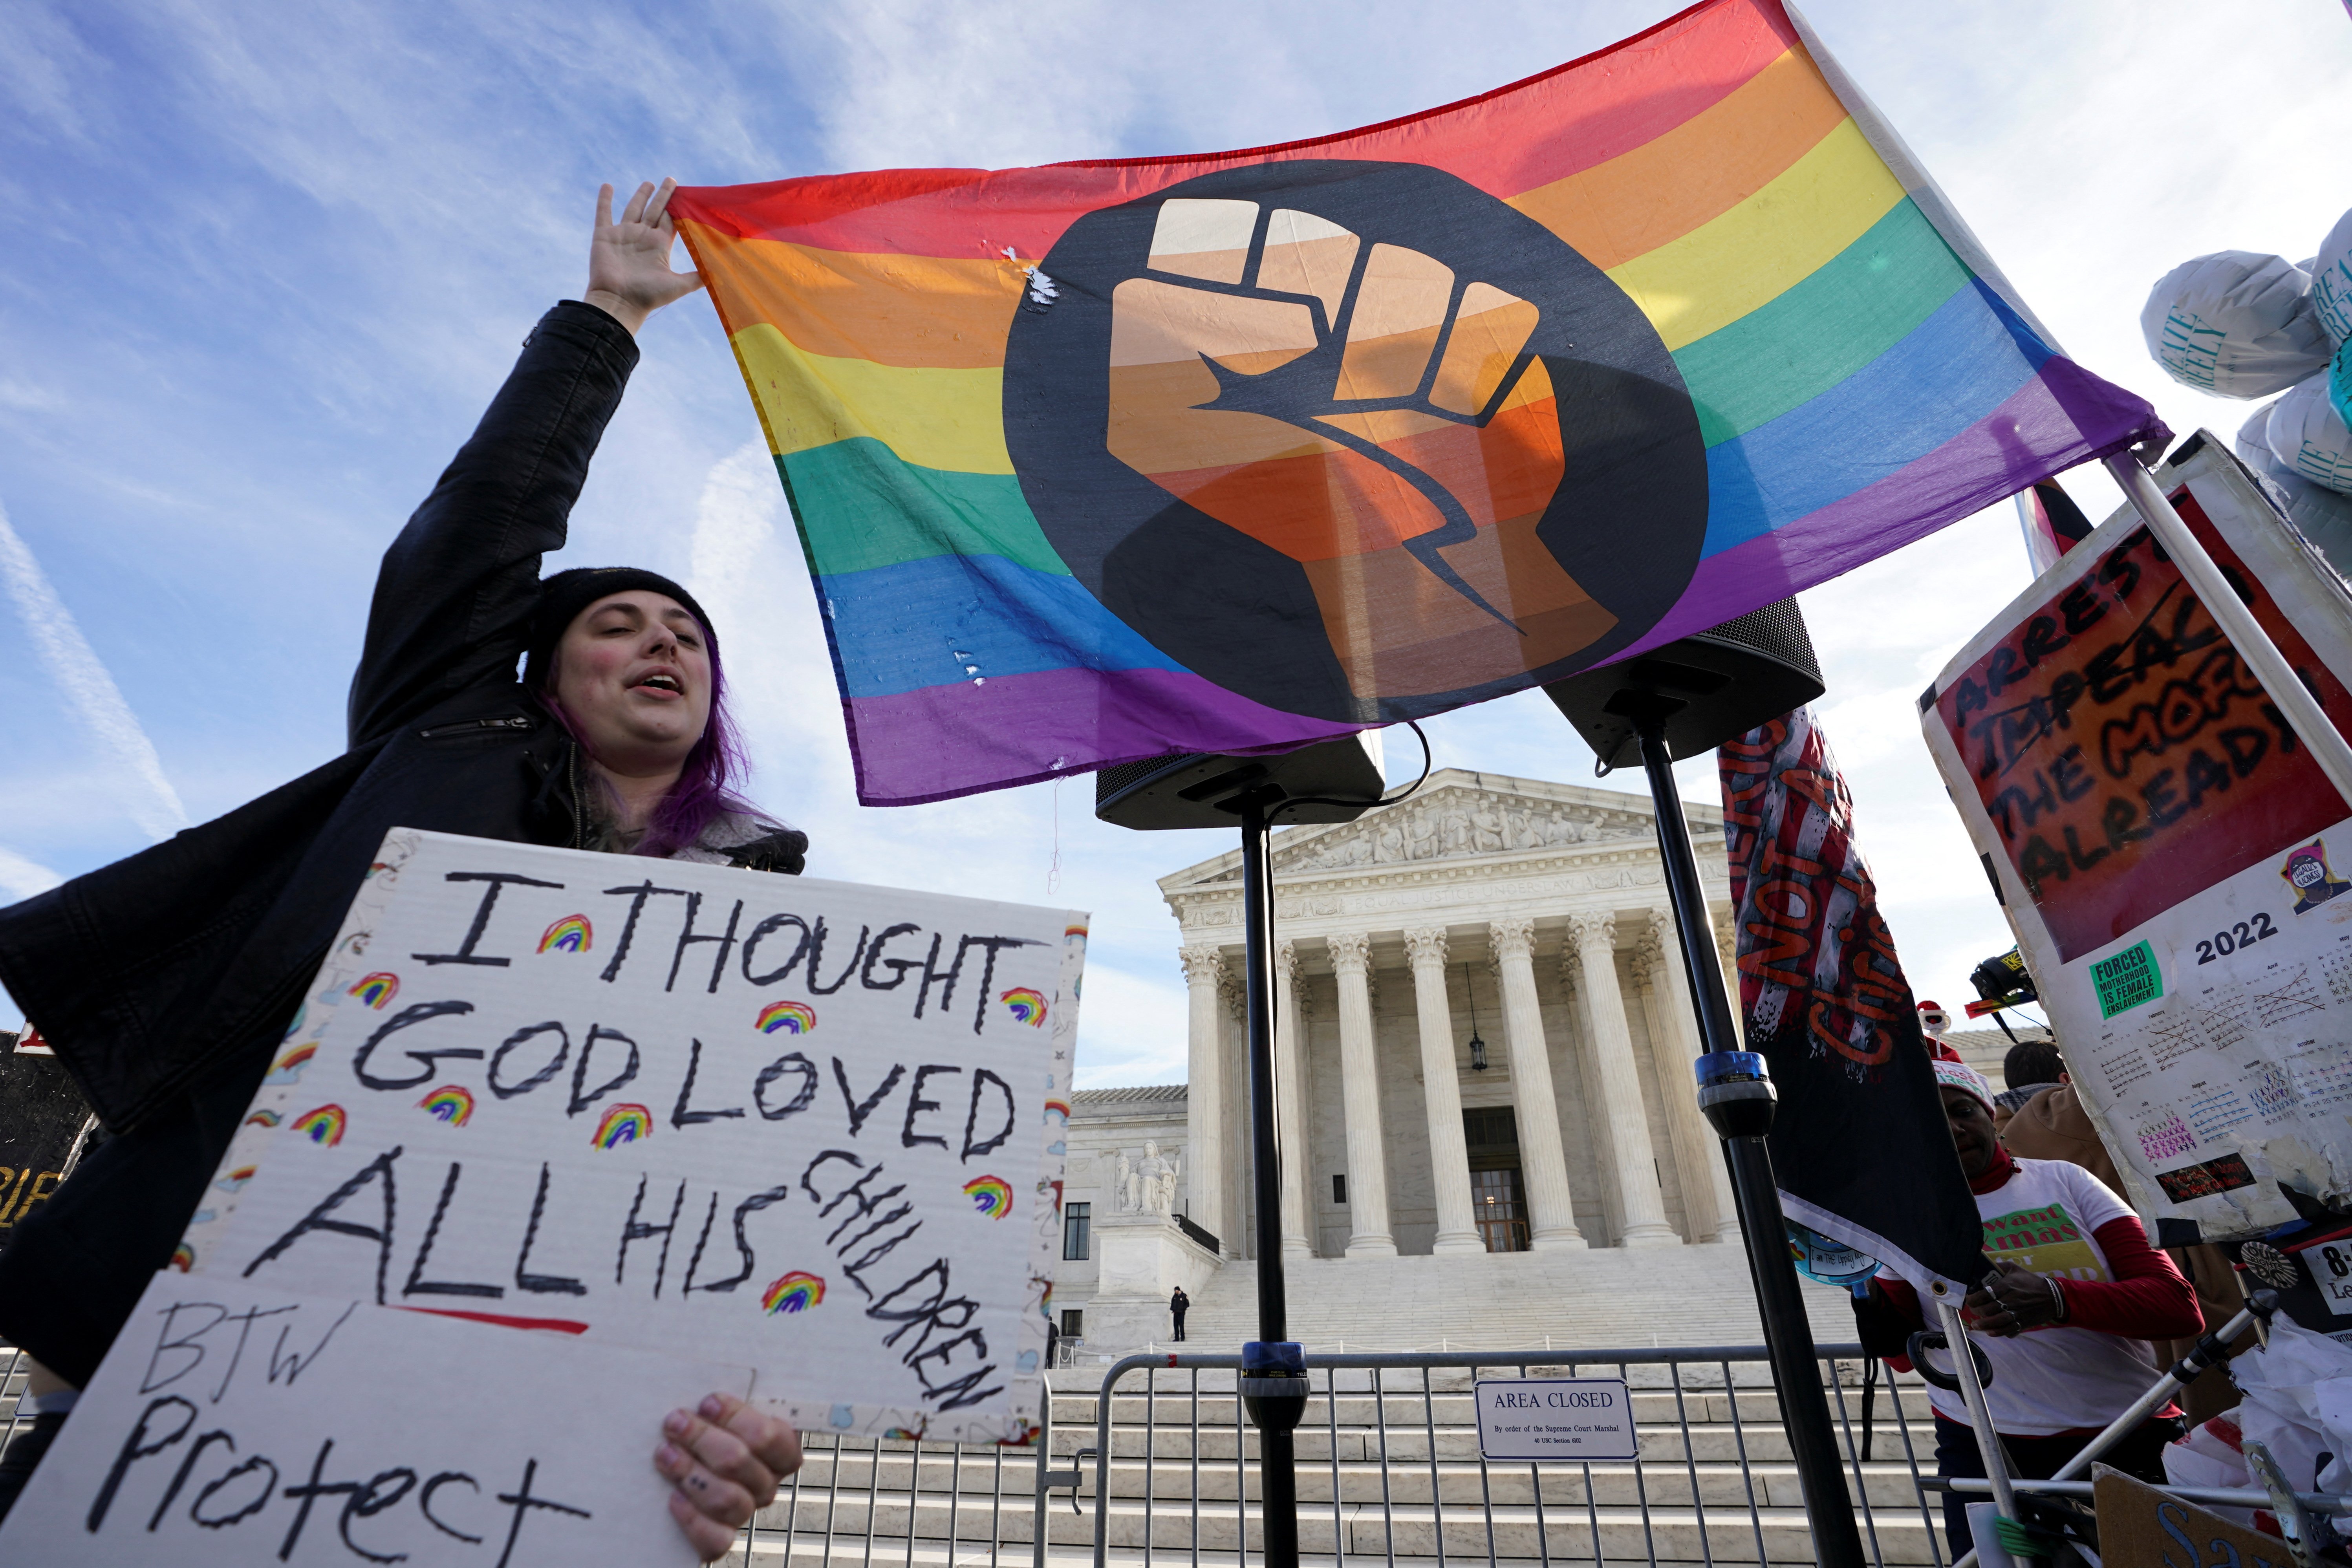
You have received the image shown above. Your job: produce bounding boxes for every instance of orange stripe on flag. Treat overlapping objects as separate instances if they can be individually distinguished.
[1508,46,1850,271]
[683,220,1025,371]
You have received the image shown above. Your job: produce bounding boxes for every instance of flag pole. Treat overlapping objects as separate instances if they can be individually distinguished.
[1631,711,1868,1568]
[2102,451,2352,806]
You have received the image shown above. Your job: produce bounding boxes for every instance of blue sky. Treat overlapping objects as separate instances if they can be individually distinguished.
[2,0,2348,1085]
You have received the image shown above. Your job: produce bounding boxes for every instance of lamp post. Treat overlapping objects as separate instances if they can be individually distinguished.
[1463,962,1488,1072]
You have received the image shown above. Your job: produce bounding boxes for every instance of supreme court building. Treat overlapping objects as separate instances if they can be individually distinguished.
[1053,768,1750,1350]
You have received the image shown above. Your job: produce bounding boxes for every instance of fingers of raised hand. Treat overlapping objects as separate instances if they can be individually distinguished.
[621,180,657,229]
[644,177,679,230]
[595,182,616,231]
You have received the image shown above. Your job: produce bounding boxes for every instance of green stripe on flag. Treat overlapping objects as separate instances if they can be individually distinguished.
[1673,198,1973,448]
[777,439,1073,578]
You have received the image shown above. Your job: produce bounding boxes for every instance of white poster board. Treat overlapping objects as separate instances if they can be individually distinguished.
[1920,433,2352,1240]
[1472,1378,1637,1461]
[183,829,1084,1442]
[0,1272,747,1566]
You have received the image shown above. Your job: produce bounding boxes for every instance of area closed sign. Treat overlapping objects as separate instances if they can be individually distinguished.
[1473,1378,1638,1461]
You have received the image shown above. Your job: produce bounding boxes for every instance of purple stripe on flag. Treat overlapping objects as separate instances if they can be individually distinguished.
[845,665,1358,806]
[1614,364,2166,660]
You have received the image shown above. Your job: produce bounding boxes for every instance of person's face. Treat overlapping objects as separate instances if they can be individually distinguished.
[549,591,712,775]
[1942,1087,1997,1177]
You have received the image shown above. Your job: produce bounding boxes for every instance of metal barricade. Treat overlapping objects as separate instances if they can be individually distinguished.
[731,1418,1031,1568]
[0,1334,1939,1568]
[1078,1345,1945,1568]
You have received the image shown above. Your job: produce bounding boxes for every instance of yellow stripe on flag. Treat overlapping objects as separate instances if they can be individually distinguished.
[1605,117,1907,352]
[731,323,1012,474]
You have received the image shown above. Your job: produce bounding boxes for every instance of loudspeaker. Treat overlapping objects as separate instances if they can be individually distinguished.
[1095,731,1386,831]
[1541,598,1823,768]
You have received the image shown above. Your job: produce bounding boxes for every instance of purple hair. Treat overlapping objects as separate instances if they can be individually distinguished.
[536,628,757,858]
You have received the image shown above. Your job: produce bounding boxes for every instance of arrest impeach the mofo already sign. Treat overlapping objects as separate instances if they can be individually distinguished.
[180,829,1084,1444]
[1472,1378,1637,1462]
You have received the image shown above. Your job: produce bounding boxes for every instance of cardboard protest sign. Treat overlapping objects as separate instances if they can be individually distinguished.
[1921,433,2352,1240]
[0,1029,93,1253]
[181,829,1084,1443]
[0,1271,747,1566]
[2091,1464,2297,1568]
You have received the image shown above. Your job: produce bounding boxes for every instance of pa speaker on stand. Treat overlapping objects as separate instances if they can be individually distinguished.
[1095,728,1393,1568]
[1542,598,1865,1568]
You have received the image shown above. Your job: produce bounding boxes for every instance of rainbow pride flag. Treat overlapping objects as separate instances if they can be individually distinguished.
[672,0,2160,806]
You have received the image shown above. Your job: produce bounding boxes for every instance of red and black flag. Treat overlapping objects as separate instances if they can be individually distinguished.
[1719,706,1983,1293]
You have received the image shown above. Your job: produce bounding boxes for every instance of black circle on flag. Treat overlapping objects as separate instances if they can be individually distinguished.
[1003,159,1708,725]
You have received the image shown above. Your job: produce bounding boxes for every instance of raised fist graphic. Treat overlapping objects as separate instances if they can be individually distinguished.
[1005,161,1705,723]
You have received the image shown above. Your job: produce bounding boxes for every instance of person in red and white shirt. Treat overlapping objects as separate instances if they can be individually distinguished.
[1853,1058,2203,1557]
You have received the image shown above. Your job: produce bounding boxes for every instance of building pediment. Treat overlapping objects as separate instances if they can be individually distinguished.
[1159,769,1722,894]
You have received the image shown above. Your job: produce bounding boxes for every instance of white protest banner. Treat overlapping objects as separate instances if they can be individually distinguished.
[0,1271,747,1566]
[182,829,1084,1442]
[1920,432,2352,1241]
[1472,1378,1637,1462]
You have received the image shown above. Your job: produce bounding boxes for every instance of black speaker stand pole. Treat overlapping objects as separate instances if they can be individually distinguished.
[1235,797,1305,1568]
[1628,713,1865,1568]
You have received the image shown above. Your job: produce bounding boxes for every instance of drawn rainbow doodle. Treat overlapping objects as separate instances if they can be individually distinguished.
[999,987,1048,1027]
[593,1103,653,1149]
[244,1109,282,1130]
[290,1105,348,1147]
[1044,1100,1071,1126]
[963,1174,1014,1219]
[756,1000,817,1035]
[538,915,593,954]
[170,1244,194,1272]
[347,972,400,1010]
[264,1044,317,1086]
[761,1271,825,1314]
[215,1165,257,1194]
[419,1085,476,1126]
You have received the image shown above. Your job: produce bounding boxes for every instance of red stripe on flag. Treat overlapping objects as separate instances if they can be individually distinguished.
[672,0,1801,260]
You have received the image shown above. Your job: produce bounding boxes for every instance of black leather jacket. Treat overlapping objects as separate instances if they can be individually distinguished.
[0,302,800,1134]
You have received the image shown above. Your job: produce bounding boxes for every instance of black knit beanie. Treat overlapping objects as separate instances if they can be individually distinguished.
[522,567,717,695]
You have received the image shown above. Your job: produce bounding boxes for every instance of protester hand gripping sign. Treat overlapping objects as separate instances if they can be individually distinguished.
[1921,434,2352,1242]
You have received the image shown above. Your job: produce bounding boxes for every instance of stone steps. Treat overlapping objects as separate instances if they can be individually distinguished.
[1108,1246,1865,1363]
[747,1488,1941,1565]
[738,1352,1942,1568]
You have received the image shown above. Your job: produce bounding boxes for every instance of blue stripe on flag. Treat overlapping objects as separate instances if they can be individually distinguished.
[821,551,1190,699]
[1698,280,2051,560]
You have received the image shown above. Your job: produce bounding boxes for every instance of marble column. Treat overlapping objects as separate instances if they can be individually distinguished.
[1403,928,1484,1254]
[1273,940,1315,1261]
[1558,955,1624,1243]
[1487,917,1585,1250]
[1635,917,1735,1244]
[1178,945,1226,1249]
[1568,913,1680,1247]
[1327,932,1396,1257]
[1712,904,1745,1046]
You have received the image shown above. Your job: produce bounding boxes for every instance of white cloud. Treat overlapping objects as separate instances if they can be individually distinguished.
[0,498,186,842]
[0,846,62,902]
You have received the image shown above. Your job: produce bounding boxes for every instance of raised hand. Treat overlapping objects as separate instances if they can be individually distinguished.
[1104,197,1609,699]
[585,179,704,335]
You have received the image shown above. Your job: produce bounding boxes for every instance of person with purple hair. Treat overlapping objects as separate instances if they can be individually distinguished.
[0,179,805,1557]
